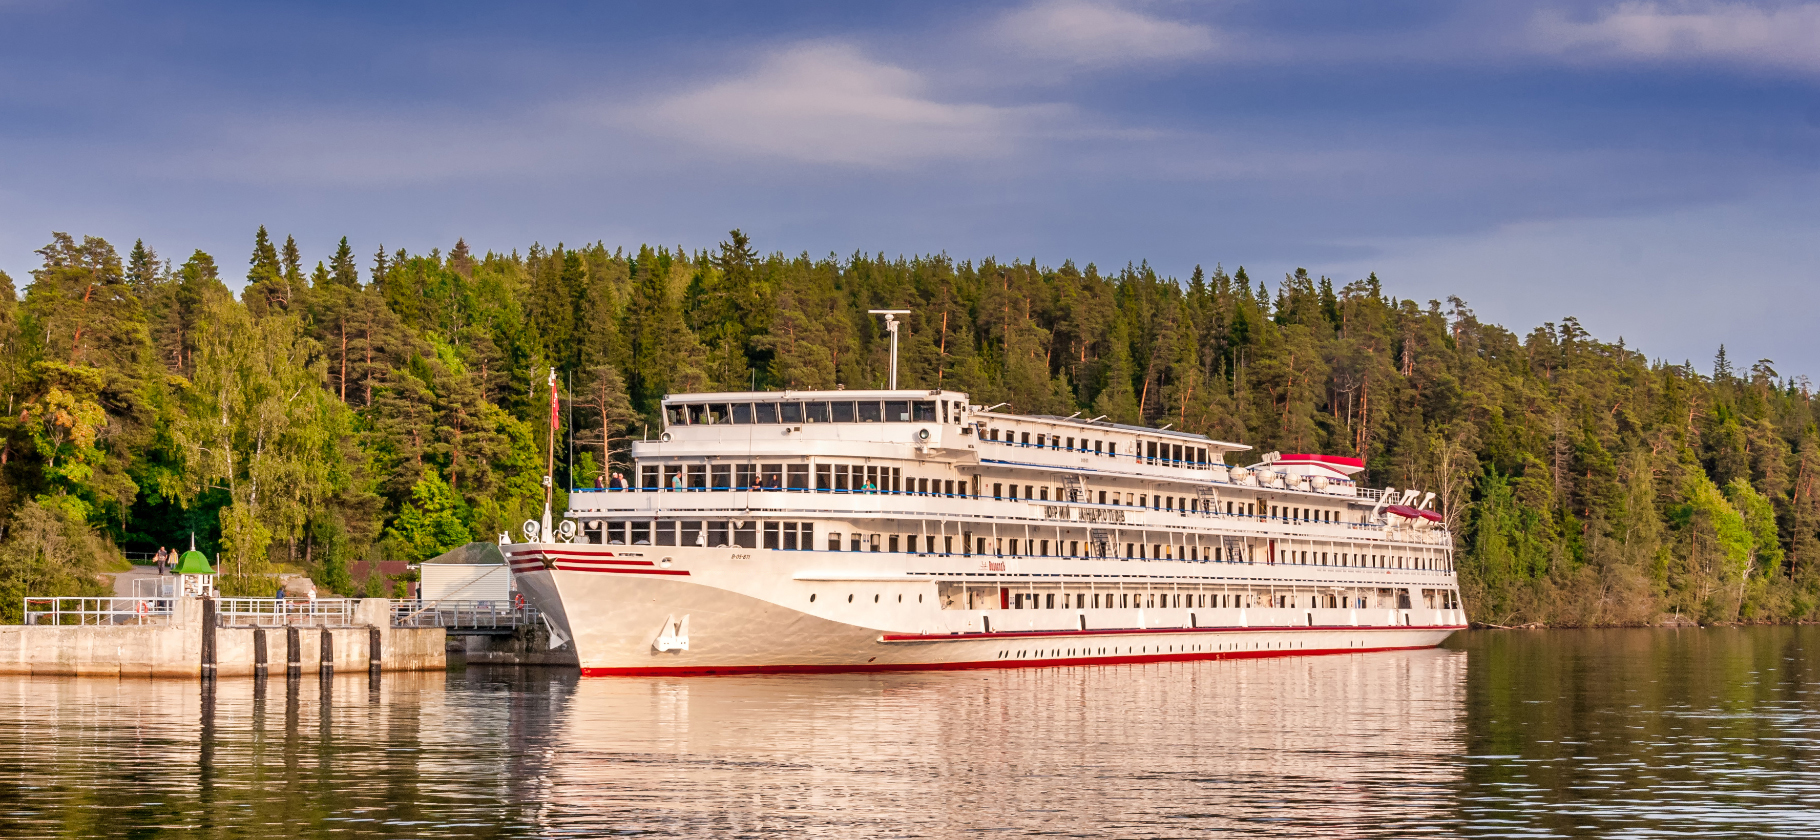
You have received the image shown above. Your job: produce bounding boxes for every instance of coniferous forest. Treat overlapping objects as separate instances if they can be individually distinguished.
[1,228,1815,627]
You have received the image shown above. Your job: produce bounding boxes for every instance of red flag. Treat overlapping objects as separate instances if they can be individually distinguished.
[548,368,559,430]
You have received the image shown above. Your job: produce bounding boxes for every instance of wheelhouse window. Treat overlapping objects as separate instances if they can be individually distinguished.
[885,400,910,421]
[779,402,803,423]
[857,401,883,422]
[753,402,778,424]
[830,401,856,422]
[805,401,831,423]
[914,401,937,421]
[730,403,754,424]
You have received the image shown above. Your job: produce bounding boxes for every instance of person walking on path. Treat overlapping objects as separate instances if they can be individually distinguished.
[153,546,168,575]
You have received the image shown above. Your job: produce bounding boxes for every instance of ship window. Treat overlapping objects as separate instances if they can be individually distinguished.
[607,521,627,544]
[870,534,881,552]
[787,524,806,551]
[1020,432,1030,446]
[830,401,856,422]
[654,521,676,546]
[733,521,757,549]
[709,404,730,424]
[1040,539,1050,556]
[858,401,883,422]
[889,535,900,552]
[816,464,832,490]
[731,403,754,424]
[851,533,863,551]
[885,400,910,421]
[711,464,731,489]
[1046,594,1055,609]
[779,402,802,423]
[805,401,831,423]
[641,465,660,490]
[829,532,842,551]
[760,464,783,490]
[831,464,849,491]
[681,521,703,546]
[707,521,729,547]
[753,402,778,424]
[631,521,650,545]
[736,464,756,489]
[685,404,705,424]
[914,400,936,422]
[993,482,1003,499]
[1040,487,1049,501]
[665,404,686,426]
[686,464,707,489]
[786,464,808,490]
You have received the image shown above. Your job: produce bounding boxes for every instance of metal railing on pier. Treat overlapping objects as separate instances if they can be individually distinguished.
[390,600,536,632]
[214,597,358,627]
[22,597,175,626]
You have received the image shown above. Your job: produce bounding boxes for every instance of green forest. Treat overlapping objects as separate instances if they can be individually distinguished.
[0,228,1814,627]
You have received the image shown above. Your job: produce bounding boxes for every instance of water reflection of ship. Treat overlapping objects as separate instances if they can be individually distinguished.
[529,652,1467,834]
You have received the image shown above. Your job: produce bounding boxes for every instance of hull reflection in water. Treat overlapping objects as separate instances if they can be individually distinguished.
[0,653,1466,838]
[533,652,1467,836]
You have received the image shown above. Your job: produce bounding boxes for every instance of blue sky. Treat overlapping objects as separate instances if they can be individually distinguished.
[3,1,1818,374]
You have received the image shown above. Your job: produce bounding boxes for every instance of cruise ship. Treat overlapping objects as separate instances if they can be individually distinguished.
[505,387,1467,675]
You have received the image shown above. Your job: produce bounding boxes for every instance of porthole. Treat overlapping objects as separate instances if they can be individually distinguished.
[810,594,817,602]
[874,594,880,603]
[847,594,853,603]
[897,594,902,603]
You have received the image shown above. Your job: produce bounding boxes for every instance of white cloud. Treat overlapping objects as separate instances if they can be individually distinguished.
[1534,1,1820,73]
[995,0,1218,66]
[639,43,1061,168]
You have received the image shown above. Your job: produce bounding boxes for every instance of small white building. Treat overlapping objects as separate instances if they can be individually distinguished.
[419,542,512,604]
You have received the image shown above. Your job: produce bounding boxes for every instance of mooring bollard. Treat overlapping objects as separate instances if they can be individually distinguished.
[253,626,268,677]
[200,597,217,681]
[286,626,301,679]
[368,625,382,676]
[320,627,334,676]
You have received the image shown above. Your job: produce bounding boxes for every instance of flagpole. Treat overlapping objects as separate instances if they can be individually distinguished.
[543,366,556,542]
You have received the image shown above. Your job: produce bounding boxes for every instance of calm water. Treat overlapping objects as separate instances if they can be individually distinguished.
[2,628,1818,838]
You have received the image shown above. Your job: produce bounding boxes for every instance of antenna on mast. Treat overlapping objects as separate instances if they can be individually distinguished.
[868,310,912,390]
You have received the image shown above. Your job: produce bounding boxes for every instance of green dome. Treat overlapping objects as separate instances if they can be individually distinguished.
[173,549,214,575]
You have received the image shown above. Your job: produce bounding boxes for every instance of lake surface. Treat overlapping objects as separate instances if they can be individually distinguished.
[2,627,1817,838]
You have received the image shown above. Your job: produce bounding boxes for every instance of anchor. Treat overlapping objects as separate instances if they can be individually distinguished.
[654,614,690,652]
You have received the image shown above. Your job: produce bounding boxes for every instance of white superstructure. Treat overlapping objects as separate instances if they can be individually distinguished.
[507,389,1465,675]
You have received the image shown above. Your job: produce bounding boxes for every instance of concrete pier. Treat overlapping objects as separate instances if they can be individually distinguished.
[0,598,444,678]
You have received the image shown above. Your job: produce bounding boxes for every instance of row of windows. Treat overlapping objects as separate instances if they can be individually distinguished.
[582,519,1450,571]
[626,463,1359,526]
[936,582,1440,612]
[666,399,956,427]
[982,428,1216,470]
[593,519,815,550]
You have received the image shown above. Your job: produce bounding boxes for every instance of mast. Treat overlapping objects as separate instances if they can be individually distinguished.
[543,366,556,541]
[868,310,911,389]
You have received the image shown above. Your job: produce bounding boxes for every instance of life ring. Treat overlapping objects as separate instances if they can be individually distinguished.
[135,600,148,617]
[513,592,526,609]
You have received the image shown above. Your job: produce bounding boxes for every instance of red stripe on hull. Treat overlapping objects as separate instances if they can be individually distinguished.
[579,643,1443,677]
[551,565,691,576]
[881,624,1466,642]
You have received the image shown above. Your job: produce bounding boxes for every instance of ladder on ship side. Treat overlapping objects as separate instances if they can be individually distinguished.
[1195,484,1220,514]
[1062,474,1087,503]
[1220,535,1247,563]
[1089,528,1113,558]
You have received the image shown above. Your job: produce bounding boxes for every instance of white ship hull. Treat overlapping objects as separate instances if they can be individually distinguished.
[510,543,1464,675]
